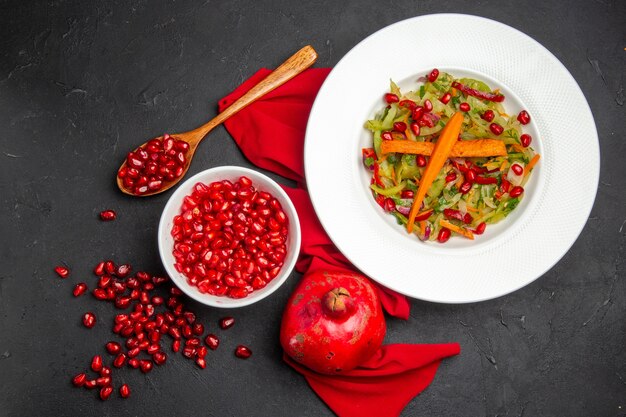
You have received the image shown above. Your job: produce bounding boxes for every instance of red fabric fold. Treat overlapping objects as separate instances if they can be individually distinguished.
[284,343,461,417]
[218,67,460,417]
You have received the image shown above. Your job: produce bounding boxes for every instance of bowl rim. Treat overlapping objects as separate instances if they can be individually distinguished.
[157,165,301,308]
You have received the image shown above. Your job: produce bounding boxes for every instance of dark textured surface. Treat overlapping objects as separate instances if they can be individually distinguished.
[0,1,624,416]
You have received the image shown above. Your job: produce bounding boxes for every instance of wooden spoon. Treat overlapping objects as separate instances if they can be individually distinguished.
[117,45,318,196]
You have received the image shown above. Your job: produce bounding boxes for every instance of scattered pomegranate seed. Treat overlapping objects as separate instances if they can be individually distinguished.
[205,334,219,350]
[511,164,524,176]
[412,106,424,121]
[84,379,97,389]
[72,373,87,387]
[119,384,130,399]
[91,355,103,372]
[520,134,532,147]
[196,357,206,369]
[99,386,113,401]
[105,342,122,355]
[428,68,439,82]
[465,170,476,183]
[517,110,531,125]
[481,110,495,122]
[381,131,393,141]
[73,283,88,297]
[99,366,111,377]
[393,121,407,132]
[99,210,117,221]
[399,100,417,110]
[416,155,427,167]
[140,360,153,373]
[219,317,235,330]
[113,353,127,368]
[384,93,399,104]
[509,186,524,198]
[234,345,252,359]
[423,99,433,112]
[54,266,69,278]
[83,312,96,329]
[439,93,451,104]
[489,123,504,136]
[459,102,470,112]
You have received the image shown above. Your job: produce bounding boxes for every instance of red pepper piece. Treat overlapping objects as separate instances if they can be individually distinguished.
[373,163,384,187]
[474,176,498,185]
[451,81,505,103]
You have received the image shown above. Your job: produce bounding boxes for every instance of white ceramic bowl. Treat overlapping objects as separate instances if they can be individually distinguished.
[158,166,301,308]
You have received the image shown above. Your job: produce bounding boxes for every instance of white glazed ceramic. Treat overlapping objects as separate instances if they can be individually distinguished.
[158,166,301,308]
[304,14,599,303]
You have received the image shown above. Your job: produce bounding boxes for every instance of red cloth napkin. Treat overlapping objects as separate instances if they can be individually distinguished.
[218,67,460,417]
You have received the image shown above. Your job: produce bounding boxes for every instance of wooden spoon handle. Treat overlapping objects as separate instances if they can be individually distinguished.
[186,45,318,142]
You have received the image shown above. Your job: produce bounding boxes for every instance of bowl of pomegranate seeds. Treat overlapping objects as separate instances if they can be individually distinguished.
[158,166,301,308]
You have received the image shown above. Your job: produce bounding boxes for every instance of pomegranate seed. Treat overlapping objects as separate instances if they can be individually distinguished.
[172,340,181,352]
[459,102,470,112]
[489,123,504,136]
[428,68,439,82]
[99,210,116,221]
[412,106,424,121]
[509,186,524,198]
[119,384,130,399]
[196,357,206,369]
[423,99,433,112]
[400,190,414,199]
[73,283,88,297]
[153,352,167,365]
[234,345,252,359]
[409,121,420,136]
[99,366,111,377]
[517,110,531,125]
[481,110,495,122]
[437,228,451,243]
[416,155,427,167]
[128,358,140,368]
[54,266,69,278]
[140,360,153,373]
[473,222,487,235]
[511,164,524,176]
[380,131,393,141]
[393,121,407,132]
[83,312,96,329]
[459,182,472,194]
[99,386,113,401]
[219,317,235,330]
[72,373,87,387]
[520,134,532,147]
[113,353,127,368]
[93,262,105,276]
[91,355,103,372]
[399,100,417,110]
[84,380,97,389]
[383,198,396,212]
[384,93,399,104]
[116,264,131,278]
[105,342,121,355]
[465,170,476,183]
[205,334,219,350]
[439,93,451,104]
[445,172,457,183]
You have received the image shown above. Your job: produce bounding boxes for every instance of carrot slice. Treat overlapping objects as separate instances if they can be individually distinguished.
[381,138,506,158]
[407,112,464,233]
[525,154,541,175]
[440,219,475,240]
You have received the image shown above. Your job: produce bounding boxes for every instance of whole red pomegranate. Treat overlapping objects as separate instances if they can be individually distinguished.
[280,269,386,374]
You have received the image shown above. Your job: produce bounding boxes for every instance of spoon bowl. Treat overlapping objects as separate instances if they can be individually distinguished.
[117,45,318,197]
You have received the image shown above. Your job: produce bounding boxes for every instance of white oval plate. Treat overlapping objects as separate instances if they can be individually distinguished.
[304,14,599,303]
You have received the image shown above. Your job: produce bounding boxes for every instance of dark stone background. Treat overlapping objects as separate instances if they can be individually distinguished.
[0,1,624,416]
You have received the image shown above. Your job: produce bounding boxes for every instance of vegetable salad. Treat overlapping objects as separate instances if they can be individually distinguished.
[362,69,540,243]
